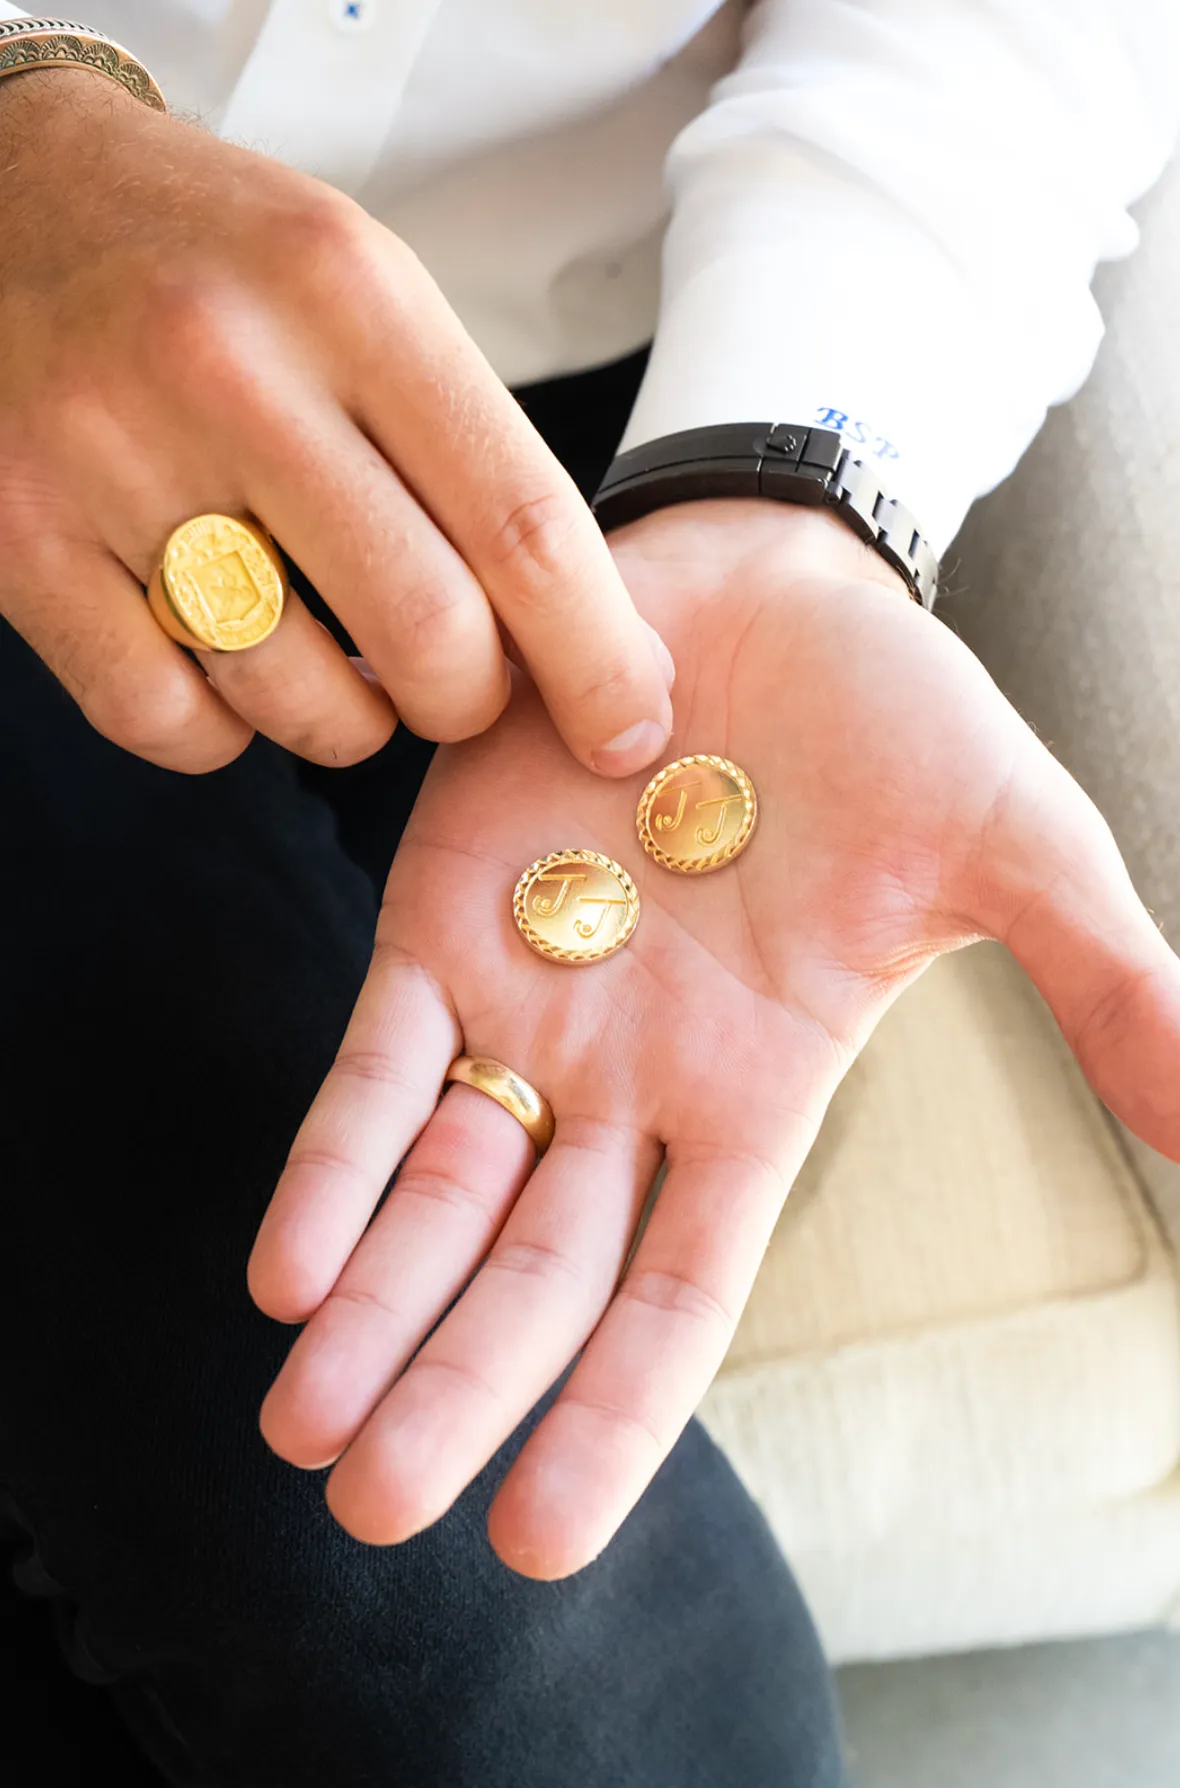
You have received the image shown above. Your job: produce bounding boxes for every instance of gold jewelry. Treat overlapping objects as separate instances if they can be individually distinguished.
[148,514,288,653]
[513,849,640,964]
[636,755,758,874]
[444,1056,556,1156]
[0,20,165,110]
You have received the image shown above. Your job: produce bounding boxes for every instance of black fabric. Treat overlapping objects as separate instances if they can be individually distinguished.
[0,348,848,1787]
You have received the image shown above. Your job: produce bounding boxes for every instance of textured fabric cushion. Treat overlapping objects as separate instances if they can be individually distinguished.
[799,1472,1180,1661]
[1119,1131,1180,1293]
[701,943,1180,1601]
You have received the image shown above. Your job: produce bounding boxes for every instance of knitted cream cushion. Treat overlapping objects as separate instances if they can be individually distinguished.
[702,943,1180,1562]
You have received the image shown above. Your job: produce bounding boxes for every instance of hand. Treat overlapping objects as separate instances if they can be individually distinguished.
[249,501,1180,1578]
[0,70,672,774]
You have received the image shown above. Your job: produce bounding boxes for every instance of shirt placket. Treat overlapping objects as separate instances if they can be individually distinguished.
[219,0,443,192]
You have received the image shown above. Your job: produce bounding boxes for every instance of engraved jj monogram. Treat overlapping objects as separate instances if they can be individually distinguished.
[533,871,626,940]
[654,782,743,847]
[515,849,638,961]
[531,871,585,917]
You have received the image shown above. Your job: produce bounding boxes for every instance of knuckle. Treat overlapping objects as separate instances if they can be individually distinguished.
[80,673,207,765]
[284,1145,368,1189]
[567,653,640,712]
[488,1238,585,1287]
[618,1267,734,1337]
[562,1391,663,1452]
[332,1048,415,1095]
[139,272,246,396]
[483,489,580,593]
[279,189,376,295]
[329,1281,404,1324]
[30,367,107,451]
[414,1354,505,1410]
[382,578,507,737]
[390,574,473,661]
[397,1164,489,1220]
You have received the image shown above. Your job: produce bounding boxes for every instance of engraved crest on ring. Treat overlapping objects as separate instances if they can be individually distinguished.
[513,849,640,964]
[161,516,285,651]
[637,755,758,874]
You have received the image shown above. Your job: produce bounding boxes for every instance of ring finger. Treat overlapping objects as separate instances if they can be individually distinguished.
[62,409,397,766]
[260,1081,537,1469]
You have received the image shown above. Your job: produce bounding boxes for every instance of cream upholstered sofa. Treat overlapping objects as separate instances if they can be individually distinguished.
[701,145,1180,1664]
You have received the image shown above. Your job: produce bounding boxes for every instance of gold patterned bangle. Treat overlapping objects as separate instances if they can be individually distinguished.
[0,18,164,110]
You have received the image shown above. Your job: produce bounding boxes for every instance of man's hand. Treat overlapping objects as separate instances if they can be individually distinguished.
[0,70,672,774]
[248,501,1180,1577]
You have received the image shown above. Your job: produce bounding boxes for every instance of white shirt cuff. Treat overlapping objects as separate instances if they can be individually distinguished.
[622,0,1180,560]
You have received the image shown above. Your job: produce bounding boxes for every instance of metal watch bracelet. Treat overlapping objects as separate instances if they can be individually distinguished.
[592,422,940,609]
[0,18,165,110]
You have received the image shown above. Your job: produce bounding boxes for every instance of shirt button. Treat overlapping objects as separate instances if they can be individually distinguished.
[329,0,377,30]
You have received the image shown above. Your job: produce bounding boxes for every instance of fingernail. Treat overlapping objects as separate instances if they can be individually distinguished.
[592,717,670,776]
[643,622,676,692]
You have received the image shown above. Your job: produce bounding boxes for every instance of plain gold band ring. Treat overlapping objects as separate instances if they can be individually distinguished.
[443,1056,556,1157]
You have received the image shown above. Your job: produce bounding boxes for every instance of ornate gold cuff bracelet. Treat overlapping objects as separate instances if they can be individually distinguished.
[0,17,164,111]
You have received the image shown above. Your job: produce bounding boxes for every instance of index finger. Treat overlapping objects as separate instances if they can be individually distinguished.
[346,239,674,777]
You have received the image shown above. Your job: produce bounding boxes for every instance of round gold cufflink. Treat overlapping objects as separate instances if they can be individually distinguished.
[636,755,757,874]
[513,849,640,964]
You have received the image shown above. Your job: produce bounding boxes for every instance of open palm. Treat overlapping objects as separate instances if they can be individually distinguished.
[250,503,1180,1578]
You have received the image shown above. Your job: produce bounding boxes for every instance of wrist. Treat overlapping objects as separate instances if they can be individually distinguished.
[0,17,162,146]
[595,421,937,607]
[609,498,914,604]
[0,62,137,152]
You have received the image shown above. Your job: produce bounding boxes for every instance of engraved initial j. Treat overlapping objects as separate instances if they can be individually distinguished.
[573,897,627,940]
[694,795,742,847]
[532,871,585,917]
[655,784,699,833]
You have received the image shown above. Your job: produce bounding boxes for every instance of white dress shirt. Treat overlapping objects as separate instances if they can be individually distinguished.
[5,2,1180,553]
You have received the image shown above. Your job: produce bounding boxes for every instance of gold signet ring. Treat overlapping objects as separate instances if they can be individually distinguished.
[148,514,288,652]
[637,755,758,874]
[444,1056,556,1156]
[513,849,640,964]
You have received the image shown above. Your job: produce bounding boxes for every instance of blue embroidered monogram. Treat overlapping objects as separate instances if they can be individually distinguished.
[814,410,901,466]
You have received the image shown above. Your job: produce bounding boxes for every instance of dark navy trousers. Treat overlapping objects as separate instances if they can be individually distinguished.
[0,353,849,1786]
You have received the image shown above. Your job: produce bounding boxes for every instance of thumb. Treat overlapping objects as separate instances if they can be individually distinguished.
[975,741,1180,1161]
